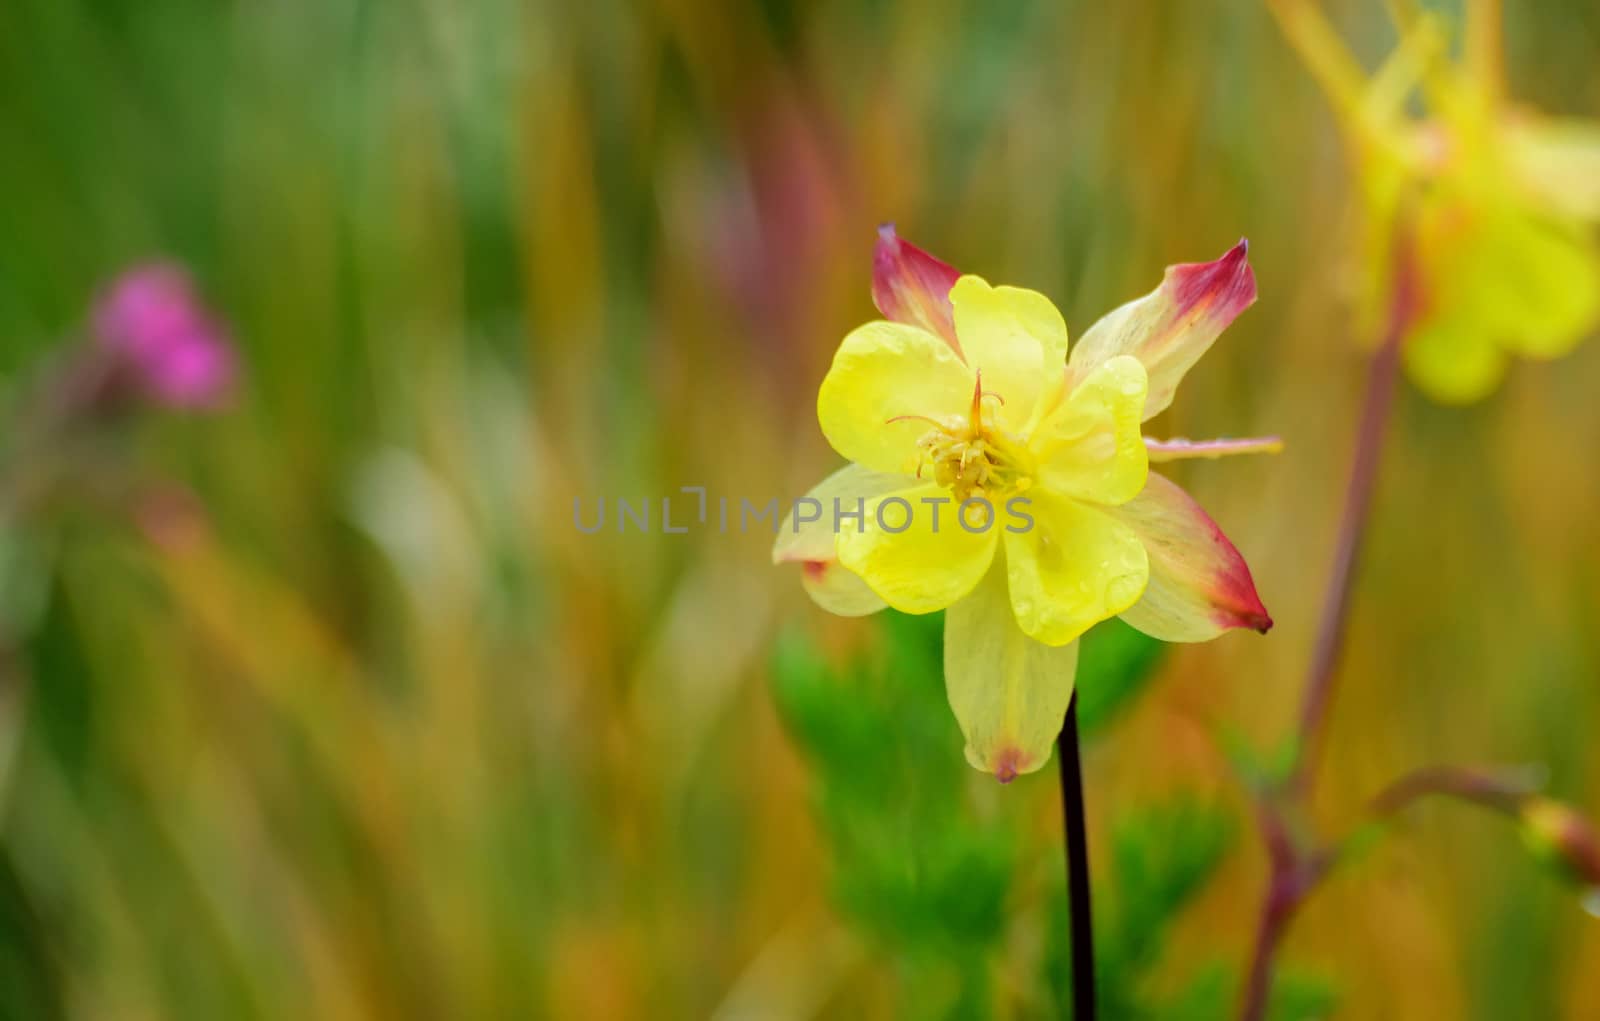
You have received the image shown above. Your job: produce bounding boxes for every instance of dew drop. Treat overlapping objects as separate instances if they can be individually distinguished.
[1583,888,1600,919]
[1105,572,1144,609]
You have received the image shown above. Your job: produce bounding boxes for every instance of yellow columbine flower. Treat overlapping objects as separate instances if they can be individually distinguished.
[1519,796,1600,891]
[1271,0,1600,403]
[775,227,1275,781]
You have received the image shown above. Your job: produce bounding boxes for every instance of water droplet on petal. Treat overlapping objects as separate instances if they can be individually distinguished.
[1105,572,1144,610]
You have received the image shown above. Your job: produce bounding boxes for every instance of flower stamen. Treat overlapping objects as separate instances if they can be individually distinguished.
[883,380,1032,503]
[886,413,946,428]
[969,370,986,433]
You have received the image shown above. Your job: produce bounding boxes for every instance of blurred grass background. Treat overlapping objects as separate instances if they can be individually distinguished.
[1,0,1599,1017]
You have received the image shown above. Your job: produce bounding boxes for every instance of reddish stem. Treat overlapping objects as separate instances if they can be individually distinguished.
[1238,804,1298,1021]
[1237,766,1530,1021]
[1290,254,1418,798]
[1239,234,1419,1021]
[1238,870,1296,1021]
[1238,798,1336,1021]
[1369,764,1536,818]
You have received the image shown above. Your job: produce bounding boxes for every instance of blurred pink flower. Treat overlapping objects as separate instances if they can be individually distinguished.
[93,263,235,409]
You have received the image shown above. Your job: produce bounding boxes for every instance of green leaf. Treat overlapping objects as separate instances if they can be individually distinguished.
[0,850,64,1021]
[1269,971,1340,1021]
[768,613,1016,990]
[1042,798,1237,1018]
[1217,724,1300,790]
[1141,963,1339,1021]
[1157,962,1232,1021]
[1105,799,1235,964]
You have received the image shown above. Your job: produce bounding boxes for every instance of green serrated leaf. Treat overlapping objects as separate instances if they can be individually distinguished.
[1042,798,1238,1019]
[769,615,1015,982]
[1104,798,1236,975]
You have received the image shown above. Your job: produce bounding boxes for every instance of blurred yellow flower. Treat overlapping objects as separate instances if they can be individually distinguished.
[776,228,1274,781]
[1271,0,1600,403]
[1518,795,1600,891]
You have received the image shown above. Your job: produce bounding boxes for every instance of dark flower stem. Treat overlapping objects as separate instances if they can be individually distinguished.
[1238,234,1419,1021]
[1058,697,1096,1020]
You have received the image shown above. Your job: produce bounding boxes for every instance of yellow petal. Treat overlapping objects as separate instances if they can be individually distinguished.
[1002,490,1148,647]
[1107,473,1273,642]
[800,560,887,617]
[772,463,911,564]
[817,321,975,473]
[1067,241,1256,421]
[774,463,910,617]
[1510,117,1600,222]
[1402,309,1508,404]
[1031,355,1150,506]
[1406,197,1600,401]
[944,555,1080,782]
[949,275,1069,431]
[1476,209,1600,360]
[836,484,998,614]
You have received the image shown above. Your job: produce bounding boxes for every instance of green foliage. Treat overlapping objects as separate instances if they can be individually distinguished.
[1046,794,1339,1021]
[1218,725,1300,792]
[1043,799,1235,1019]
[771,612,1014,1015]
[1102,800,1235,978]
[1267,972,1340,1021]
[0,850,62,1021]
[1154,964,1338,1021]
[1158,963,1233,1021]
[771,612,1006,934]
[774,613,1234,1020]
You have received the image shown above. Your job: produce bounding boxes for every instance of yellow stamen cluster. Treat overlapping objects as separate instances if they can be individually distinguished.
[917,430,1031,502]
[904,372,1035,503]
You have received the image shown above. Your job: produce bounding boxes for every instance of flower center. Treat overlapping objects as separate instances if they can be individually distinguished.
[919,430,1034,502]
[892,371,1035,503]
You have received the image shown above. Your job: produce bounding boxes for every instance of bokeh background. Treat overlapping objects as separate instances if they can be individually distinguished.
[1,0,1599,1017]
